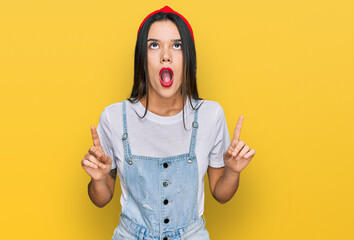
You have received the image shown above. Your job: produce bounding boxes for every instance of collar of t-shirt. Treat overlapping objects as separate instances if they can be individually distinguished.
[132,96,192,125]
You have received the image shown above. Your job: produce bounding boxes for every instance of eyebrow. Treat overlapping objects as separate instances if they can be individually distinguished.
[147,38,182,42]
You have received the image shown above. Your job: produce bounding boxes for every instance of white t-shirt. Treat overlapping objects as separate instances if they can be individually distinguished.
[96,97,230,217]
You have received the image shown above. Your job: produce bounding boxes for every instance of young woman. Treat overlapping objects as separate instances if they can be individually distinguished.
[81,6,256,240]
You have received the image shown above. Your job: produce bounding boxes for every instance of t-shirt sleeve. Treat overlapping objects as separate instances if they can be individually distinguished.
[96,108,116,169]
[208,103,231,168]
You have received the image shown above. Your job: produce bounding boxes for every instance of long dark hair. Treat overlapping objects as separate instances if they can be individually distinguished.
[127,11,204,130]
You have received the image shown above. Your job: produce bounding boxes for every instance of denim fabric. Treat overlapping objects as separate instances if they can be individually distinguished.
[112,214,210,240]
[111,99,210,240]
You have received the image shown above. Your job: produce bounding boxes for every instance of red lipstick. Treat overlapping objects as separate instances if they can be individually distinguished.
[159,67,174,87]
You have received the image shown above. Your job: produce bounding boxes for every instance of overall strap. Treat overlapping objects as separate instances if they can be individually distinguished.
[122,100,133,165]
[187,99,199,163]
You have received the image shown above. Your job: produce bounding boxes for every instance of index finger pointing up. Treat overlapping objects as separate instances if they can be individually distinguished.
[233,115,244,142]
[90,125,101,147]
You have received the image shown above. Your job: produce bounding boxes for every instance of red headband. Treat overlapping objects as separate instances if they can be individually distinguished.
[137,5,195,42]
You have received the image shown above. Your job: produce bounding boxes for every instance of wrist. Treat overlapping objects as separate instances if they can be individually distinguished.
[225,165,241,176]
[91,176,108,184]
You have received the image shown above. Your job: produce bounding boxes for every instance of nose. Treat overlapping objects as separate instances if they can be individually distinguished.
[160,47,172,63]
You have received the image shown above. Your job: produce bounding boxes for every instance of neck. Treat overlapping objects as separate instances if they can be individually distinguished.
[140,92,186,117]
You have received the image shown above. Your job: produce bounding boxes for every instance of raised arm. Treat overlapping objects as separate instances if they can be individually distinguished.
[82,125,115,207]
[208,116,256,204]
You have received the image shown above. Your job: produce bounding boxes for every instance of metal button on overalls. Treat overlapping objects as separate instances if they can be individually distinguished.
[112,99,206,240]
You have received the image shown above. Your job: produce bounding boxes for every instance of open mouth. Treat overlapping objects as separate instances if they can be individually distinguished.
[159,67,174,87]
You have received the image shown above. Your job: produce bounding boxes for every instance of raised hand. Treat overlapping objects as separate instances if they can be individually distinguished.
[223,116,256,173]
[81,125,112,181]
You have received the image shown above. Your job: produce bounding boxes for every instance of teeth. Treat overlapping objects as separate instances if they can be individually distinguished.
[160,70,172,78]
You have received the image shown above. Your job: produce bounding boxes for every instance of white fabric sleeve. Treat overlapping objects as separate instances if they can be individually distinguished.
[96,108,116,169]
[208,104,231,168]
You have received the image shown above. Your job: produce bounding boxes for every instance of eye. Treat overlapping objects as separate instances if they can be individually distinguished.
[149,42,159,49]
[173,43,182,49]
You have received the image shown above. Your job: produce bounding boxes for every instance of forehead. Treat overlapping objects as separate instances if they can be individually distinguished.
[147,20,181,40]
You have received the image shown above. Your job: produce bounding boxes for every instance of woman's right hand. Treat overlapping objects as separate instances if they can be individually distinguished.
[81,125,112,181]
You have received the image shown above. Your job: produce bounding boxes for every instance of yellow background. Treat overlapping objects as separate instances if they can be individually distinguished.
[1,0,353,239]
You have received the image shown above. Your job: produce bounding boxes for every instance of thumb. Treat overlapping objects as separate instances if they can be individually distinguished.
[224,144,235,159]
[97,146,111,164]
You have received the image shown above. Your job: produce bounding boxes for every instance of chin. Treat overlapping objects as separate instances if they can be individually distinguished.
[149,78,182,99]
[156,89,179,99]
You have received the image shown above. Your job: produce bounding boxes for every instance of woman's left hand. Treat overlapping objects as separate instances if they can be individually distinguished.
[223,116,256,174]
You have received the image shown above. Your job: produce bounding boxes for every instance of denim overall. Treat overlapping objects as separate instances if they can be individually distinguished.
[112,99,210,240]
